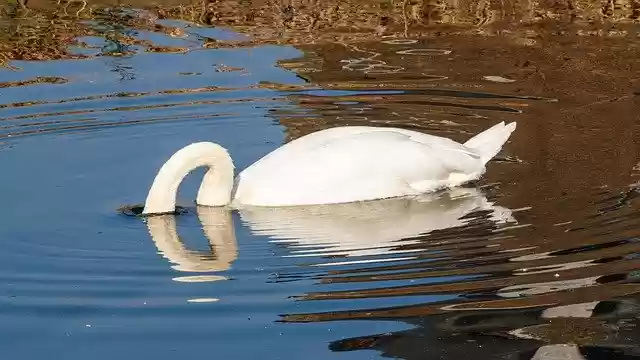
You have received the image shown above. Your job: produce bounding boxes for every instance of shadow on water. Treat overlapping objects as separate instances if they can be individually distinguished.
[1,2,640,360]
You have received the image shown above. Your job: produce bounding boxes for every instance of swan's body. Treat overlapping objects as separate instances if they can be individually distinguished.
[142,122,516,215]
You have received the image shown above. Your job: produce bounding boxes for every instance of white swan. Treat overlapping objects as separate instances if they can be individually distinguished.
[142,122,516,215]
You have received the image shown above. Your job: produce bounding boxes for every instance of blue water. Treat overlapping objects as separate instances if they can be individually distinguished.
[0,26,415,360]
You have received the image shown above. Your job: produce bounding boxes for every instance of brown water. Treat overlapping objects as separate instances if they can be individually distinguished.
[1,3,640,359]
[267,34,640,358]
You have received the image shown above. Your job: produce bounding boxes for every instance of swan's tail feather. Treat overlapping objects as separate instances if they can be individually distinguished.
[464,121,517,164]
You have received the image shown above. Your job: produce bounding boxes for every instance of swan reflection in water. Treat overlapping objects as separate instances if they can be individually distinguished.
[144,186,516,277]
[145,207,237,282]
[239,187,515,264]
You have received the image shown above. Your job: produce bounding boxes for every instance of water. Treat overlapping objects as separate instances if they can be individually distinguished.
[2,12,640,360]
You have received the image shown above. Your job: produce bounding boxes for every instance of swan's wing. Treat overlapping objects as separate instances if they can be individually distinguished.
[300,130,483,176]
[244,126,480,177]
[236,130,485,206]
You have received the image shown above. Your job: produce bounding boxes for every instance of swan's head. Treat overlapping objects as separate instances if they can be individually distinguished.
[142,142,235,215]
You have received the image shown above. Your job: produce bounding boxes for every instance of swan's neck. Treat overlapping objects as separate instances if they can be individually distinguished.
[143,142,235,215]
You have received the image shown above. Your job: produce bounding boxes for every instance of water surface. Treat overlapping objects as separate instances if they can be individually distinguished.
[2,15,640,360]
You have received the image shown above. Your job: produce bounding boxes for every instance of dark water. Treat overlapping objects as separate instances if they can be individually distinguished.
[2,16,640,360]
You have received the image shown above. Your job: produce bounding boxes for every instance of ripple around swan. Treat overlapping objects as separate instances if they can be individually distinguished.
[0,22,313,350]
[278,188,640,310]
[264,188,640,358]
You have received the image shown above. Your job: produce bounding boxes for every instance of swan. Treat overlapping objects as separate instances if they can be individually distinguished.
[142,121,516,215]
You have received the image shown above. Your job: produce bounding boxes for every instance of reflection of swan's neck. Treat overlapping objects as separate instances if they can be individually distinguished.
[143,142,235,215]
[146,207,237,272]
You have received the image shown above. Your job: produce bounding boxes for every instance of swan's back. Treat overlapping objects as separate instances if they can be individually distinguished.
[260,126,479,159]
[233,126,494,207]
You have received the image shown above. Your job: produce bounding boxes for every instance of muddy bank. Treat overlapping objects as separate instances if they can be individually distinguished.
[13,0,640,28]
[1,0,639,67]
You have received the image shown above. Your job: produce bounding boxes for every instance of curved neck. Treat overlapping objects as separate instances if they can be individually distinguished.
[143,142,235,215]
